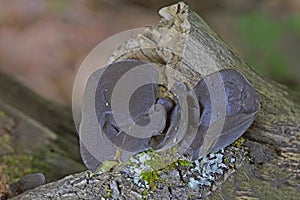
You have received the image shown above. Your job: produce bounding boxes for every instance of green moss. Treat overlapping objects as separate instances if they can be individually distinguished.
[144,147,178,171]
[130,148,195,191]
[105,190,112,198]
[223,157,235,168]
[0,111,5,117]
[1,154,47,183]
[142,189,150,197]
[232,137,245,148]
[141,170,162,189]
[140,158,192,190]
[178,159,192,167]
[93,160,119,174]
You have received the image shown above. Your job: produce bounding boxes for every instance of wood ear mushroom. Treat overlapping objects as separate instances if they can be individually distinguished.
[79,60,259,172]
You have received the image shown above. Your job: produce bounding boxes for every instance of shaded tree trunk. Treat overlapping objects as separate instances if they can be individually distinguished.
[7,2,300,200]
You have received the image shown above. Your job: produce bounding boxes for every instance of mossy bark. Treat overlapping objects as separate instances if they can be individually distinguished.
[9,2,300,199]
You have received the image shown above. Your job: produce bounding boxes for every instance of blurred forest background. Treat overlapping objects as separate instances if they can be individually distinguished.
[0,0,299,106]
[0,1,299,198]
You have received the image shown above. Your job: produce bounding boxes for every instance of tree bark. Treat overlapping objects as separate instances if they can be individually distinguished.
[9,2,300,200]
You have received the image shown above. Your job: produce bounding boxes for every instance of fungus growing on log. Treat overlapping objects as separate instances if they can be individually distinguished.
[79,60,258,172]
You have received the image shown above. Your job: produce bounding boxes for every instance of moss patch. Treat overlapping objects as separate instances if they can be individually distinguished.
[1,154,47,183]
[141,170,162,190]
[140,157,193,190]
[178,159,193,167]
[144,147,178,171]
[232,137,245,148]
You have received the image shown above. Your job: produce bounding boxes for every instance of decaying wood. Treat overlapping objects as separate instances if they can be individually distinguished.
[9,2,299,200]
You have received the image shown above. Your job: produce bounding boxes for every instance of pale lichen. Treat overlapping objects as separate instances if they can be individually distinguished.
[185,150,231,189]
[123,147,238,192]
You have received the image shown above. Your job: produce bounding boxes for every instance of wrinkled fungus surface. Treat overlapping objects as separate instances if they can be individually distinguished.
[79,60,259,172]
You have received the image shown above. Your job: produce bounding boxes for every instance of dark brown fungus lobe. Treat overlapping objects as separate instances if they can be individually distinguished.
[79,60,259,172]
[94,60,158,153]
[186,69,259,159]
[80,60,177,171]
